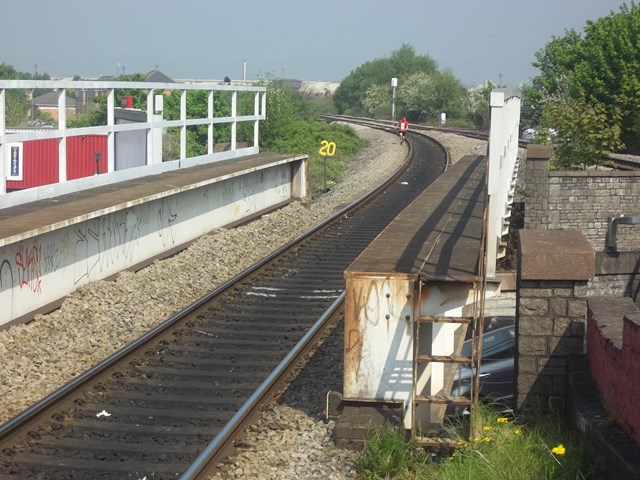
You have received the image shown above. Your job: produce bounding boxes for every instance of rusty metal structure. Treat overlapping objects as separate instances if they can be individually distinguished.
[342,155,495,446]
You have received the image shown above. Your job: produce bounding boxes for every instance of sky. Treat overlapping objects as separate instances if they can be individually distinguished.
[2,0,631,87]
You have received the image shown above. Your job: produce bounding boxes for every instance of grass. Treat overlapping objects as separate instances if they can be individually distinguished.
[355,403,595,479]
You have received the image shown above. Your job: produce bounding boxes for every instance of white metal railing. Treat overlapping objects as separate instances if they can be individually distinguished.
[0,80,266,207]
[487,88,521,278]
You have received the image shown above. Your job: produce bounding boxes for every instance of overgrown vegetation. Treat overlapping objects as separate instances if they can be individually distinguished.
[523,2,640,169]
[356,404,595,479]
[259,78,360,196]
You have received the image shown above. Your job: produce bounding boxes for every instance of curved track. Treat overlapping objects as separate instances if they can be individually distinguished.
[0,126,447,479]
[324,114,640,171]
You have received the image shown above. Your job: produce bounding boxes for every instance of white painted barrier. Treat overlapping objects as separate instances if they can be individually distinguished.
[487,89,521,278]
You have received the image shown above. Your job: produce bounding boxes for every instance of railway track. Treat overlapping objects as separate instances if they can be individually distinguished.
[0,124,449,479]
[323,114,640,171]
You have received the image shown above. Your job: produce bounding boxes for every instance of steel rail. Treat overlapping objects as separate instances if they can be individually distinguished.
[181,293,345,479]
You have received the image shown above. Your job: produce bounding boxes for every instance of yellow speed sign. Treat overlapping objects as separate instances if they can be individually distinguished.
[319,140,336,157]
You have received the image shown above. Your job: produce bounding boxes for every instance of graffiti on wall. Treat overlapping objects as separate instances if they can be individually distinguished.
[0,197,181,325]
[0,160,297,327]
[15,243,42,293]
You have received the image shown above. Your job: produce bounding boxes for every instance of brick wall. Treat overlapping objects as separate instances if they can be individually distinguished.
[587,298,640,444]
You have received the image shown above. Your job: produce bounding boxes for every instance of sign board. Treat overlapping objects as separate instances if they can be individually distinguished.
[6,142,23,181]
[319,140,336,157]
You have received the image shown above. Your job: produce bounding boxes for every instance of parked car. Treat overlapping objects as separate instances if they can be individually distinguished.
[450,317,515,412]
[521,128,558,142]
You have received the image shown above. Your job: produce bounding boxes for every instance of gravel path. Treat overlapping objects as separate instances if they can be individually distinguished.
[0,125,486,479]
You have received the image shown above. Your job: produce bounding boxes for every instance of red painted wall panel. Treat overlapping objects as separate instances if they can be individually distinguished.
[6,135,108,191]
[66,135,108,180]
[587,308,640,444]
[6,138,58,190]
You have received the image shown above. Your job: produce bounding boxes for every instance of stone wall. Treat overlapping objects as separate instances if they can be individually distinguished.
[523,146,640,303]
[547,173,640,252]
[516,230,594,412]
[523,145,551,230]
[523,145,640,252]
[484,291,516,318]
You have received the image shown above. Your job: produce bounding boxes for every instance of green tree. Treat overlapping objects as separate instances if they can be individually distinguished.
[260,78,312,149]
[397,72,436,120]
[114,73,148,109]
[431,70,466,120]
[465,81,497,130]
[542,82,622,169]
[0,63,28,126]
[362,83,392,118]
[162,88,232,158]
[530,2,640,166]
[333,44,438,115]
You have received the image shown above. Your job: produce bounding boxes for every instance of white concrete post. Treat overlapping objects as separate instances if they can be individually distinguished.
[180,89,187,160]
[107,89,115,172]
[487,88,521,278]
[57,89,67,182]
[0,89,5,194]
[208,90,214,154]
[231,91,237,151]
[254,91,260,148]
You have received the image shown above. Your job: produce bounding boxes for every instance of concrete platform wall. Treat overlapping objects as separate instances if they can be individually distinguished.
[0,161,301,327]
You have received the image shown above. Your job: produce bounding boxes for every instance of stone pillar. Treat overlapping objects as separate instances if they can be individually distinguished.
[516,230,595,412]
[524,145,553,230]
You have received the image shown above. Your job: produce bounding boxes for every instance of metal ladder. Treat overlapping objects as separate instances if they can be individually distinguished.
[411,309,477,448]
[411,212,489,448]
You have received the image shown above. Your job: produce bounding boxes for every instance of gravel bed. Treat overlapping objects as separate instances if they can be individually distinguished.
[0,125,486,479]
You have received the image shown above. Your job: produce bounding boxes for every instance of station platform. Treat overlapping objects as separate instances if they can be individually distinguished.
[0,152,306,327]
[0,152,305,247]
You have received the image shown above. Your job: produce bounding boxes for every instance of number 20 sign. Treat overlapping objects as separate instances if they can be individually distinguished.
[319,140,336,157]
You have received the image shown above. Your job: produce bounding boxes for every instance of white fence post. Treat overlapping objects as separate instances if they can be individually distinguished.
[108,88,115,172]
[0,88,5,194]
[231,91,237,150]
[57,89,67,182]
[487,88,521,278]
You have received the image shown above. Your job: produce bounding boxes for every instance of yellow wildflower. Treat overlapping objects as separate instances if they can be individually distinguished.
[551,444,566,455]
[513,428,523,435]
[483,436,491,443]
[483,426,493,431]
[497,417,509,423]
